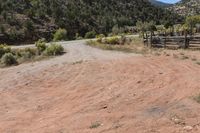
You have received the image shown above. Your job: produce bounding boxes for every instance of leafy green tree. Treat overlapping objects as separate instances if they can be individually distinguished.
[185,15,200,34]
[0,0,183,43]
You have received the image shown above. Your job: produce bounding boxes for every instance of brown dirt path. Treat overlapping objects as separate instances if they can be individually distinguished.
[1,42,200,133]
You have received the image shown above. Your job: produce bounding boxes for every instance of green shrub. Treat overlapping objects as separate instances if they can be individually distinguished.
[8,28,22,41]
[0,44,11,58]
[21,48,37,59]
[96,34,105,38]
[75,33,83,40]
[24,20,34,32]
[96,34,105,42]
[14,48,36,57]
[44,43,64,56]
[53,28,67,41]
[105,36,119,45]
[84,31,96,39]
[35,38,47,54]
[1,53,17,66]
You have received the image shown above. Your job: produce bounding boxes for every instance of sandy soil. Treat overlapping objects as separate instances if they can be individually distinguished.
[1,41,200,133]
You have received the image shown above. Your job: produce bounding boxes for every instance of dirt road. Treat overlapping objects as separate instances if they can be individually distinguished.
[1,40,200,133]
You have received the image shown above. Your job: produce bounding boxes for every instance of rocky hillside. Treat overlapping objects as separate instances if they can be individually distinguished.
[169,0,200,16]
[149,0,172,7]
[0,0,181,44]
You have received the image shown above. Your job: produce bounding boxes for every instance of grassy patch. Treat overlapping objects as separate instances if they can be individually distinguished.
[180,55,189,60]
[72,60,83,65]
[90,121,101,129]
[193,94,200,103]
[87,37,150,54]
[196,62,200,65]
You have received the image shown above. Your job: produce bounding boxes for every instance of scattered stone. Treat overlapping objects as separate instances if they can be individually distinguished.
[183,126,193,131]
[102,105,108,109]
[173,118,181,124]
[171,117,185,125]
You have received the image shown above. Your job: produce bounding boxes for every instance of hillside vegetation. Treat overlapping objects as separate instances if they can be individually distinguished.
[0,0,181,44]
[169,0,200,16]
[149,0,172,7]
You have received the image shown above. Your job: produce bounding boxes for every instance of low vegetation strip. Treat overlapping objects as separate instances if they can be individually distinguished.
[87,36,149,54]
[0,39,64,67]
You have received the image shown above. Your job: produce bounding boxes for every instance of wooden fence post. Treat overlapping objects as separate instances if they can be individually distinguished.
[164,37,166,48]
[150,32,153,47]
[146,32,148,47]
[142,32,145,46]
[184,31,189,49]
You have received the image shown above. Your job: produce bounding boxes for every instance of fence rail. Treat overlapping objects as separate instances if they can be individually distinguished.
[144,33,200,49]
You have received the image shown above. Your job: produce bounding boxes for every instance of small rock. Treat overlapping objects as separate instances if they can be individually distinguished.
[102,105,108,109]
[172,118,182,125]
[183,126,193,131]
[174,118,180,124]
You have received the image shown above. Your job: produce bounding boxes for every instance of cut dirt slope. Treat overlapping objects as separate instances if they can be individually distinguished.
[1,42,200,133]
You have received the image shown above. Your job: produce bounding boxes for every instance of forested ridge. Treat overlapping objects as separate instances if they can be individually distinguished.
[149,0,172,7]
[169,0,200,16]
[0,0,181,44]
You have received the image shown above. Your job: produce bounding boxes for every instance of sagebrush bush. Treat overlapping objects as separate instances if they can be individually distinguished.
[0,44,11,58]
[96,34,105,38]
[35,38,47,54]
[0,41,65,67]
[44,43,64,56]
[14,48,37,59]
[105,36,119,45]
[21,48,37,59]
[1,53,17,66]
[84,31,96,39]
[53,28,67,41]
[96,34,105,43]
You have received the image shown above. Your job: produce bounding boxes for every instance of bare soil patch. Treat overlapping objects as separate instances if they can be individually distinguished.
[1,42,200,133]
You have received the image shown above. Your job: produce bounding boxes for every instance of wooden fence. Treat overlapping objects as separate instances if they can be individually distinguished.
[143,33,200,49]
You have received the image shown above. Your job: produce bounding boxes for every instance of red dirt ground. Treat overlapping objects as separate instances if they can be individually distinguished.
[1,44,200,133]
